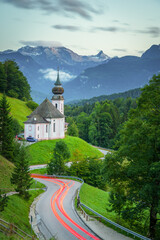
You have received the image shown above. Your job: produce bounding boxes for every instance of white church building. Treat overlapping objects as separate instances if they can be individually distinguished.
[24,69,65,140]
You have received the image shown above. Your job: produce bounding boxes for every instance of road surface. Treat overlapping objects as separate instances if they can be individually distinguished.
[32,175,100,240]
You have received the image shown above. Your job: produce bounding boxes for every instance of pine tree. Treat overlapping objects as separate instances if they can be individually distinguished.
[0,190,8,212]
[0,93,14,161]
[11,146,32,199]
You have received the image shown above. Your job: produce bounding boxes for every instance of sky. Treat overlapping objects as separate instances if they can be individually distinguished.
[0,0,160,57]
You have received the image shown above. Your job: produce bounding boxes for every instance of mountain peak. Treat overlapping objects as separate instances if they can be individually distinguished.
[141,44,160,59]
[96,50,104,56]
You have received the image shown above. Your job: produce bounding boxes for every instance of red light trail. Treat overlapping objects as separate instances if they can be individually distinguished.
[31,174,100,240]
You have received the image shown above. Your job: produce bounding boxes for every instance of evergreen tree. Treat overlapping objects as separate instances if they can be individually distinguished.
[0,93,14,161]
[0,190,8,212]
[11,146,32,199]
[47,141,70,175]
[0,62,7,92]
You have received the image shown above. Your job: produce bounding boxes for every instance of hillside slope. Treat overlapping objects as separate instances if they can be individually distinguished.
[27,136,103,165]
[0,93,32,127]
[0,155,14,191]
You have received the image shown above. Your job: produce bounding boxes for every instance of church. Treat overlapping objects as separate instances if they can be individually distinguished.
[24,70,65,140]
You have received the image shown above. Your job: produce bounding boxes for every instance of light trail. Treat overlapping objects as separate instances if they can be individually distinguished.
[31,174,100,240]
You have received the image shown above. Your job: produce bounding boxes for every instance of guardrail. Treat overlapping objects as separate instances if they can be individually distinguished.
[0,218,35,239]
[80,204,150,240]
[32,174,150,240]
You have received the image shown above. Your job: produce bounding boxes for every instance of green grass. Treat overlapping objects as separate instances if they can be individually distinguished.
[0,190,43,239]
[80,183,150,238]
[27,135,104,165]
[30,168,47,174]
[0,93,32,127]
[80,183,118,221]
[0,155,15,191]
[0,155,44,192]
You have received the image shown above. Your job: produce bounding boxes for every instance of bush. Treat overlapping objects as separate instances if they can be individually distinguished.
[26,100,38,111]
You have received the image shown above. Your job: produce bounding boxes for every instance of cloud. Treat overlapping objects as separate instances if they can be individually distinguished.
[91,26,126,33]
[1,0,102,20]
[39,68,76,82]
[52,24,81,31]
[112,48,127,52]
[136,27,160,37]
[19,40,62,47]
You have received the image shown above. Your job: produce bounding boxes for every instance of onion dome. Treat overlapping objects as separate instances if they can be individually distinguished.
[52,68,64,95]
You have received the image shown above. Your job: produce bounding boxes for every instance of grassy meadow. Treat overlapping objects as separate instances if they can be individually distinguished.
[27,135,103,165]
[0,93,32,127]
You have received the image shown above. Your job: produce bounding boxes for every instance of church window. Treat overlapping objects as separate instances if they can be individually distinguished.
[53,123,56,132]
[29,125,32,131]
[38,135,39,138]
[55,103,58,109]
[46,125,48,133]
[38,126,39,131]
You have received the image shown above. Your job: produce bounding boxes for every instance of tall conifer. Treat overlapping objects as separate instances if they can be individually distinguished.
[0,93,14,161]
[11,146,32,199]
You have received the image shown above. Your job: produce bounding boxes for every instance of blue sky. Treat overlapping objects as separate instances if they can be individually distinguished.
[0,0,160,57]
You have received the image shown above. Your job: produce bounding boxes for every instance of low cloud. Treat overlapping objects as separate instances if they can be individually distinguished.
[112,48,127,52]
[52,24,81,31]
[19,40,62,47]
[1,0,102,20]
[39,68,76,82]
[136,27,160,37]
[91,26,125,33]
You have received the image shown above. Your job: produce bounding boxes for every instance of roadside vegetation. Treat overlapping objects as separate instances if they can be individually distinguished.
[0,190,43,239]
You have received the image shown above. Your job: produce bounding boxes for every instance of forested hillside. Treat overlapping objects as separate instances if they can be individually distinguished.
[65,96,137,148]
[0,60,31,101]
[68,87,141,106]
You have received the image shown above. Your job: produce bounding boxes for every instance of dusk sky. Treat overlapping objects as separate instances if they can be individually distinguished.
[0,0,160,57]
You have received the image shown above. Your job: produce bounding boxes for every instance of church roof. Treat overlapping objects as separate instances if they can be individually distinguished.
[24,98,64,124]
[24,114,50,124]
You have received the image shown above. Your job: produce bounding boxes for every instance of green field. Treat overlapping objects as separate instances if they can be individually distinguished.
[0,93,32,127]
[80,183,117,221]
[0,155,15,191]
[27,135,103,165]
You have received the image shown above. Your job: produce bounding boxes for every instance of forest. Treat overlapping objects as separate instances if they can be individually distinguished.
[65,96,137,149]
[0,60,31,101]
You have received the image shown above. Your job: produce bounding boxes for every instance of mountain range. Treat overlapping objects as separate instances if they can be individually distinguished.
[0,44,160,103]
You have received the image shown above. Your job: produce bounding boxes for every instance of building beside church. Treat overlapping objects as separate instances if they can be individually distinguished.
[24,70,65,140]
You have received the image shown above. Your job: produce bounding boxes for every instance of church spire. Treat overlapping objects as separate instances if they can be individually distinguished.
[54,67,61,86]
[52,67,64,95]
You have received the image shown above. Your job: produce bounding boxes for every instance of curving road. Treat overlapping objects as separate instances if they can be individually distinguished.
[31,174,100,240]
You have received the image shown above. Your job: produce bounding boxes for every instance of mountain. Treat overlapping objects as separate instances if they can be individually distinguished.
[67,88,141,106]
[0,44,160,103]
[64,44,160,101]
[0,46,110,103]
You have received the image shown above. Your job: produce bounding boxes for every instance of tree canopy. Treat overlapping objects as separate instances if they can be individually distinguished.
[0,60,31,101]
[103,74,160,239]
[47,141,71,175]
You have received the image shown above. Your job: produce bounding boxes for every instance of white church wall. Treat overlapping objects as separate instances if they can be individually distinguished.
[52,99,64,114]
[24,124,36,138]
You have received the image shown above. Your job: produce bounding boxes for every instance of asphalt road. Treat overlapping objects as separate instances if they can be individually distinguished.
[34,176,100,240]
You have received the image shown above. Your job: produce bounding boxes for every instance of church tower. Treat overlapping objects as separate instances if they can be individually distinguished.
[52,68,64,115]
